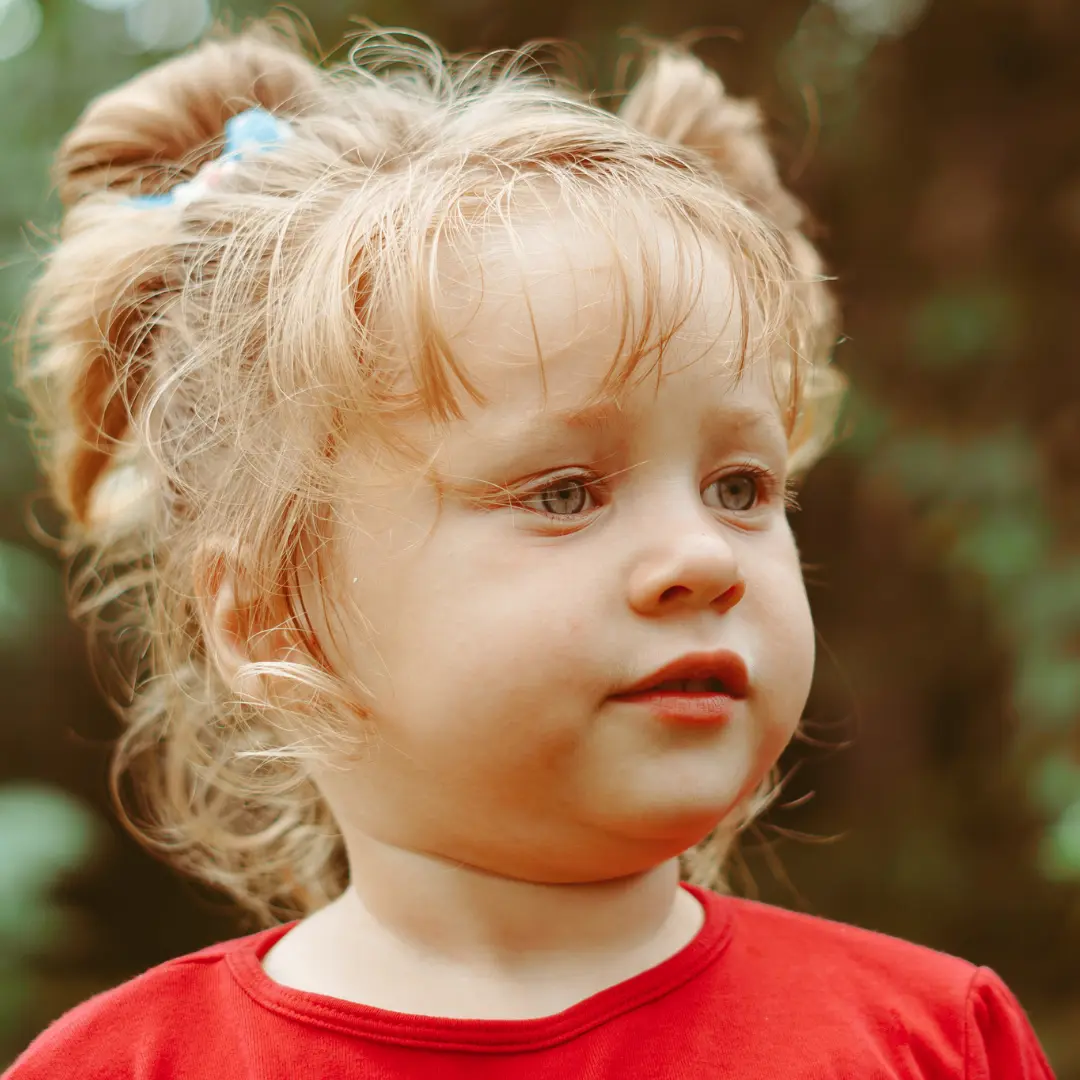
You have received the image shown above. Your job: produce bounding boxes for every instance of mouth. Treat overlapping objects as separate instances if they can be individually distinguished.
[615,650,750,699]
[641,677,733,693]
[610,651,749,725]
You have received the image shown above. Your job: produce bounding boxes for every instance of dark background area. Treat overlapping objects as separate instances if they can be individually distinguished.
[0,0,1078,1073]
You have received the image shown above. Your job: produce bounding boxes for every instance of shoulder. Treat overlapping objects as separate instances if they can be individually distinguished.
[3,927,285,1080]
[723,892,977,991]
[713,894,1055,1077]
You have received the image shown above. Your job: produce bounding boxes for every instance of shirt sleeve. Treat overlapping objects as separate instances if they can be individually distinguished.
[2,1012,125,1080]
[964,967,1056,1080]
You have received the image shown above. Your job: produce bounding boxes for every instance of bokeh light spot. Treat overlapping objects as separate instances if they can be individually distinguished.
[124,0,210,52]
[0,0,42,61]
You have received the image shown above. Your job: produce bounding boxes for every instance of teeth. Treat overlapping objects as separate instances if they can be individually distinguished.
[683,678,716,692]
[655,678,720,692]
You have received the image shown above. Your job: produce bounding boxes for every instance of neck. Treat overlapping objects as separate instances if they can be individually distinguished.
[345,838,694,972]
[263,839,705,1018]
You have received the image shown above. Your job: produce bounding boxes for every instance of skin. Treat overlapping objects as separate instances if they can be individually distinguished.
[208,207,816,1019]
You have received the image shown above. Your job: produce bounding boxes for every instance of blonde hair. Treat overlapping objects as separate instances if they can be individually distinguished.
[17,17,844,924]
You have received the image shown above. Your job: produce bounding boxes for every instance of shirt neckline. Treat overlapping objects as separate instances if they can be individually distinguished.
[226,881,733,1054]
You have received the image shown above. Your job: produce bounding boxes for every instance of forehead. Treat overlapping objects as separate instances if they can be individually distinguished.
[430,202,755,414]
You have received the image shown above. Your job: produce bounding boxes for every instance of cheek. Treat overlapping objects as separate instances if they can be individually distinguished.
[418,589,596,707]
[352,542,600,737]
[400,528,596,656]
[744,532,815,709]
[366,610,589,794]
[780,605,815,724]
[762,566,816,725]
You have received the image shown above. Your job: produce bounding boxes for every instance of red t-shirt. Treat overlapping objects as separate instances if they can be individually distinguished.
[5,883,1055,1078]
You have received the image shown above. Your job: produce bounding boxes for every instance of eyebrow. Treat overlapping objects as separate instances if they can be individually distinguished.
[549,398,626,432]
[518,398,787,441]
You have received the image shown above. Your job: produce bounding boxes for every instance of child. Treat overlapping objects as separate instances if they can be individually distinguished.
[6,17,1055,1079]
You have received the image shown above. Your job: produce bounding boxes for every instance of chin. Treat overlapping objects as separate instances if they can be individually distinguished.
[596,794,738,851]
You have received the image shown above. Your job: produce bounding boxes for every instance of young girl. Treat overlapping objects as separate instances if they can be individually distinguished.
[6,17,1054,1079]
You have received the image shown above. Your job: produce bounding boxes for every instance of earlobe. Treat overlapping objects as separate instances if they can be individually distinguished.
[194,543,265,700]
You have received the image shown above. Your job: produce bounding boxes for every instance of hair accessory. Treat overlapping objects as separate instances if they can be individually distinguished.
[130,108,291,208]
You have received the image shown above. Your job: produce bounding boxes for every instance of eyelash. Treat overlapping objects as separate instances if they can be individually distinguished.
[512,461,796,521]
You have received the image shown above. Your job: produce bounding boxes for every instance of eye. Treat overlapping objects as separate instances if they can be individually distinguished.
[704,466,776,513]
[518,475,595,517]
[715,475,758,512]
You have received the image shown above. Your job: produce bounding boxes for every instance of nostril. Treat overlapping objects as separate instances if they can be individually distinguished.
[714,582,745,609]
[658,584,692,603]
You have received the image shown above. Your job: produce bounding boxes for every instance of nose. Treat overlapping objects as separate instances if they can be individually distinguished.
[626,526,745,617]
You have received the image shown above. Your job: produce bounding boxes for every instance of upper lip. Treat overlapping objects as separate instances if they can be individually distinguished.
[615,650,750,699]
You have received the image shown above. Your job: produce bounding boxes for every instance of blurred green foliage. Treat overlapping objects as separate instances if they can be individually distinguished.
[0,0,1077,1073]
[909,283,1018,369]
[0,785,98,1043]
[0,543,64,649]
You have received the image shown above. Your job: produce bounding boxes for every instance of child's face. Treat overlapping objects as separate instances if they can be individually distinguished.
[311,210,815,883]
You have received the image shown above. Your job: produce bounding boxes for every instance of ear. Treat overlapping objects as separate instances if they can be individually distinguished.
[194,542,281,701]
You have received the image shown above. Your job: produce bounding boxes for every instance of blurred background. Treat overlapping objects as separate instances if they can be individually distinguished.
[0,0,1078,1072]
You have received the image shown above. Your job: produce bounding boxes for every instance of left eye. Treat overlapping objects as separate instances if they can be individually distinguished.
[520,477,593,517]
[707,473,762,512]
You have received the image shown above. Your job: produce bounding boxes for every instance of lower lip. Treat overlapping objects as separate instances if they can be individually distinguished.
[610,691,738,725]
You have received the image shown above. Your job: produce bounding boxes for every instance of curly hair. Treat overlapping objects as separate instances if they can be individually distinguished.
[16,16,844,924]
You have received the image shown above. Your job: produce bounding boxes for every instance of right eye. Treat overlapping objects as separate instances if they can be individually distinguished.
[517,475,596,518]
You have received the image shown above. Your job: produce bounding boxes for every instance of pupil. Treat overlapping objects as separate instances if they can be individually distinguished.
[722,477,755,511]
[544,481,585,515]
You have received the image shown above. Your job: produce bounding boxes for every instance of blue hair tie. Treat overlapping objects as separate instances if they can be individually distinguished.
[222,108,290,157]
[129,107,291,208]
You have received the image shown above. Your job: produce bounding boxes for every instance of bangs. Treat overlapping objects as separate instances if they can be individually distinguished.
[364,170,812,442]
